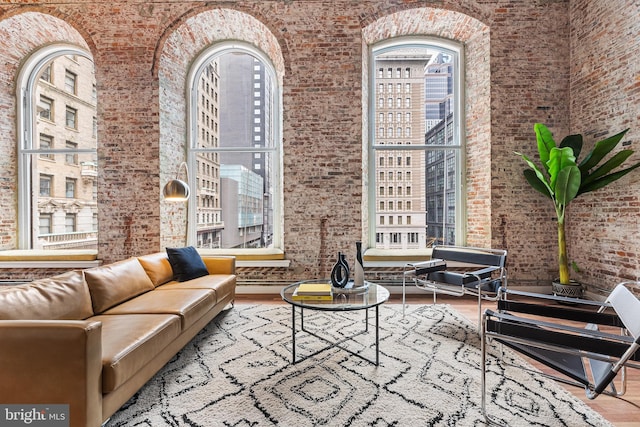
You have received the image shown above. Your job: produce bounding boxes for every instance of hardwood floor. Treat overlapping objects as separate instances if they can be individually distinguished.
[235,291,640,426]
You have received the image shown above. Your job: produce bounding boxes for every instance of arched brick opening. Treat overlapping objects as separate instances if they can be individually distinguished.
[156,8,284,247]
[362,8,491,247]
[0,11,91,250]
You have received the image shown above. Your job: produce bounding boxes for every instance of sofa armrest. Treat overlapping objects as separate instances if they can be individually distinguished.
[0,320,103,427]
[202,256,236,275]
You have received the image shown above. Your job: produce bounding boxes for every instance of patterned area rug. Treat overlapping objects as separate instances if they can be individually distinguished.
[106,304,612,426]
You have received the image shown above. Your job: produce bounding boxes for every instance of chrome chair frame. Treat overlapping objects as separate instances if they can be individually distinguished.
[402,245,508,328]
[481,282,640,425]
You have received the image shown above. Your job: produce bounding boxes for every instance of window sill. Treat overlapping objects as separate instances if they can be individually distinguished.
[0,249,100,268]
[363,248,433,267]
[198,248,291,268]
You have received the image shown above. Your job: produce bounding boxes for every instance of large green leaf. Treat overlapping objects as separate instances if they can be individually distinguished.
[578,128,629,172]
[554,165,581,206]
[581,150,634,186]
[534,123,556,172]
[559,134,583,160]
[547,147,576,191]
[523,169,553,199]
[516,151,553,198]
[579,162,640,195]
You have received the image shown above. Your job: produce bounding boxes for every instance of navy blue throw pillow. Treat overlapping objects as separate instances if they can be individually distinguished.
[166,246,209,282]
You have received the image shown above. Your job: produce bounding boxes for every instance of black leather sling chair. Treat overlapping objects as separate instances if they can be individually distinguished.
[402,245,508,328]
[481,282,640,424]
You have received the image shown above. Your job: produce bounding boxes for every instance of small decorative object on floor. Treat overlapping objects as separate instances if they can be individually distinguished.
[552,280,583,299]
[354,241,364,287]
[330,252,350,288]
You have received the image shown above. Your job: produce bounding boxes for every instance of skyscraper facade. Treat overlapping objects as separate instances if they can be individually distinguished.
[35,55,98,250]
[195,61,224,248]
[374,50,429,249]
[424,52,456,245]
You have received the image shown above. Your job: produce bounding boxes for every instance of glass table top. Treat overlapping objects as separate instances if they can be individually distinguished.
[281,279,390,311]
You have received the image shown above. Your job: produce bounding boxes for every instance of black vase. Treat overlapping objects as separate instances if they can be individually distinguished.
[354,241,364,286]
[330,252,350,288]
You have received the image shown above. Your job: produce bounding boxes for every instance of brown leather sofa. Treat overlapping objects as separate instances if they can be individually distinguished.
[0,252,236,427]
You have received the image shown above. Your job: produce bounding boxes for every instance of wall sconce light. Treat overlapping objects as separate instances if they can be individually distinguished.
[163,161,190,201]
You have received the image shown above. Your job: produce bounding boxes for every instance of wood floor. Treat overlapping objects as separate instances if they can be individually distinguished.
[235,292,640,426]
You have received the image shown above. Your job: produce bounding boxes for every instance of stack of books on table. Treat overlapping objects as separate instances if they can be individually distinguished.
[292,283,333,301]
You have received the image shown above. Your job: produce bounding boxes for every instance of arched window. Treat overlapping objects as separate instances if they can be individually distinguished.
[186,42,281,250]
[370,37,463,250]
[17,45,98,250]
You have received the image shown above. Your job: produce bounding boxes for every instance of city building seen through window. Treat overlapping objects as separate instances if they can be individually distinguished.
[18,48,98,250]
[189,46,278,250]
[371,39,462,250]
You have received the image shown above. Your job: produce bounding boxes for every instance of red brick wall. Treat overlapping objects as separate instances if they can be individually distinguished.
[487,1,572,287]
[0,1,637,294]
[567,0,640,290]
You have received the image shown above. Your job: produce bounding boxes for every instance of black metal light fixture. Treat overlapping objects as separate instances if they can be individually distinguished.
[163,161,190,201]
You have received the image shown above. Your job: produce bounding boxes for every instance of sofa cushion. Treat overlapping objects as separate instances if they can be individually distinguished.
[93,313,181,393]
[102,289,216,330]
[157,275,236,305]
[166,246,209,282]
[84,258,155,314]
[0,271,93,320]
[137,252,174,287]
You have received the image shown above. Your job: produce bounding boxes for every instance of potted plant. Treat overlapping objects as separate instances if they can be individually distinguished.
[516,123,640,296]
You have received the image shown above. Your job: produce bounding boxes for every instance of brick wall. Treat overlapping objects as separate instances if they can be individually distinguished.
[568,0,640,290]
[0,1,637,295]
[487,1,572,287]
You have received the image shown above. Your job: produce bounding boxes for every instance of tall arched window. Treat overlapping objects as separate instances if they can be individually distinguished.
[17,45,98,250]
[369,37,464,250]
[187,42,281,250]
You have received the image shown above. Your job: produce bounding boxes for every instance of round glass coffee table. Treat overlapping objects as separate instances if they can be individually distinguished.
[281,279,390,365]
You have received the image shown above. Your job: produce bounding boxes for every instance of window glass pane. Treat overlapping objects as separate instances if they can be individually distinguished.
[65,213,76,232]
[39,174,52,197]
[372,44,459,249]
[65,141,78,164]
[65,106,77,128]
[39,96,53,121]
[40,65,52,83]
[39,134,54,160]
[39,214,52,235]
[193,52,276,249]
[64,70,77,94]
[32,153,97,249]
[26,54,98,251]
[65,178,76,198]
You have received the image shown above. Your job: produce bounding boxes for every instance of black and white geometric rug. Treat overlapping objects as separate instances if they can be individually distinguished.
[106,304,612,426]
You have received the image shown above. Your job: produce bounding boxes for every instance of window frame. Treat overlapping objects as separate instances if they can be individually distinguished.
[39,214,52,235]
[38,95,53,121]
[185,41,283,252]
[39,134,54,160]
[64,69,77,94]
[39,174,52,197]
[367,36,466,251]
[16,44,95,250]
[65,177,76,198]
[65,105,78,129]
[65,141,79,164]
